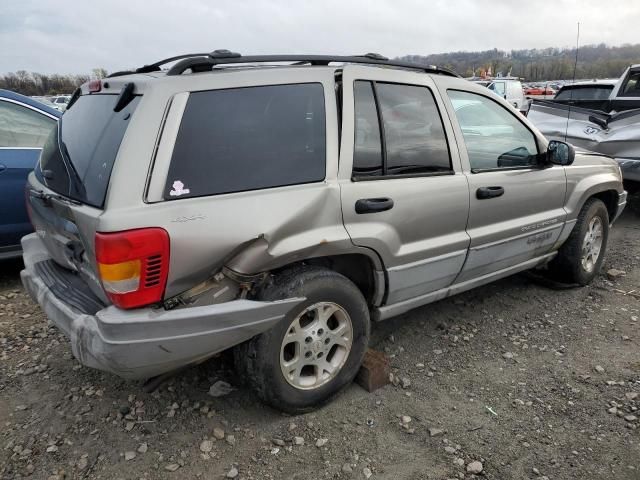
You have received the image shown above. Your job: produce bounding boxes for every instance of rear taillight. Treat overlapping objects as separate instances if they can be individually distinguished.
[95,228,169,309]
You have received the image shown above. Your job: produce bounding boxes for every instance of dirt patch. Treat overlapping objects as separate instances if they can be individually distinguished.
[1,209,639,480]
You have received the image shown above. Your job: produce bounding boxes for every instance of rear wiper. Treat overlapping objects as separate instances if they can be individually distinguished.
[30,189,82,206]
[59,140,87,199]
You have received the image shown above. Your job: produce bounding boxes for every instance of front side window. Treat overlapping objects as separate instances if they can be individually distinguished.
[448,90,539,171]
[352,81,451,178]
[0,101,56,148]
[164,83,326,199]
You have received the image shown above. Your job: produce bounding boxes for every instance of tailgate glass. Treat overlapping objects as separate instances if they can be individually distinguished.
[36,94,140,208]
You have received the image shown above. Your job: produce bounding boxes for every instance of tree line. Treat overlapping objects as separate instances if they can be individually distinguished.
[398,43,640,81]
[2,43,639,95]
[0,68,108,96]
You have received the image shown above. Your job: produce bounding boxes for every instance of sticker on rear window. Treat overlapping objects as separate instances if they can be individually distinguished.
[169,180,190,197]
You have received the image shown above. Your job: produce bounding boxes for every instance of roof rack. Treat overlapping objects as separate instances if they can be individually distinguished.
[107,50,459,78]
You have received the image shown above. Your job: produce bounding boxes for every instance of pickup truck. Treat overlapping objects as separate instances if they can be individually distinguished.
[528,65,640,188]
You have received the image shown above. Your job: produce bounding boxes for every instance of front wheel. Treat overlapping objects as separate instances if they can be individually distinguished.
[234,266,370,413]
[548,198,609,285]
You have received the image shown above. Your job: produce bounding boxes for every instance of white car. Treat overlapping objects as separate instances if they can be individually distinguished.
[487,79,526,113]
[50,95,72,111]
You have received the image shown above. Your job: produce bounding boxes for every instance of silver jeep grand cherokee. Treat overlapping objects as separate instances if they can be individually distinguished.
[21,51,626,412]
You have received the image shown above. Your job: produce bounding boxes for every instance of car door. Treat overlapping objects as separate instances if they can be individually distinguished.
[489,81,506,100]
[339,66,470,306]
[0,98,57,252]
[439,85,567,283]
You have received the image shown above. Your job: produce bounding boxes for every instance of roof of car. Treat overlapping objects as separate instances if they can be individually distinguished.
[0,89,61,117]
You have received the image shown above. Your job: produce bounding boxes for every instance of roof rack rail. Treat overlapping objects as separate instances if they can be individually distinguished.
[107,50,459,78]
[166,52,459,77]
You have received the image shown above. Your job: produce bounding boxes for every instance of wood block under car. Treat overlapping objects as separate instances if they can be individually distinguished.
[355,349,390,392]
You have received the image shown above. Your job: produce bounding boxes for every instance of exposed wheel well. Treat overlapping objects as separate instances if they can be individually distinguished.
[591,190,618,221]
[273,254,379,306]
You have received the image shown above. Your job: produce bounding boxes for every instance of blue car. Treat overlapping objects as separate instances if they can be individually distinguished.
[0,89,60,259]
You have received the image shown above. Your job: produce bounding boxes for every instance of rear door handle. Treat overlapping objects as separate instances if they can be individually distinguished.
[0,164,6,174]
[476,186,504,199]
[355,197,394,214]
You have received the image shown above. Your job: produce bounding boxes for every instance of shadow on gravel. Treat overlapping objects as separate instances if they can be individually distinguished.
[0,258,23,287]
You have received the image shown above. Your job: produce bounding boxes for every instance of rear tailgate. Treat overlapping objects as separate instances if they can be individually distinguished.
[25,89,142,303]
[26,180,108,302]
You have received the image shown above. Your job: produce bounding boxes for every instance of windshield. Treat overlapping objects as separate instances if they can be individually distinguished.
[36,93,140,208]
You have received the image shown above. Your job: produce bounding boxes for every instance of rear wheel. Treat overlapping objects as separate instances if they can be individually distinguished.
[234,266,370,413]
[548,198,609,285]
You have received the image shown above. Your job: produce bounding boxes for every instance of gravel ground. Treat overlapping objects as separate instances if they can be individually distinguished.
[2,205,639,480]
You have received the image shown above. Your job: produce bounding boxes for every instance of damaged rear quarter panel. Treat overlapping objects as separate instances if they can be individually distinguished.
[160,183,355,297]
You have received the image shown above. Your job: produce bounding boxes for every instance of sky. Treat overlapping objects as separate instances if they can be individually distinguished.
[2,0,640,74]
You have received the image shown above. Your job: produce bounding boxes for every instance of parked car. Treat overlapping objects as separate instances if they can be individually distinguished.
[487,78,526,112]
[49,95,72,111]
[524,85,556,96]
[21,52,625,412]
[0,89,59,259]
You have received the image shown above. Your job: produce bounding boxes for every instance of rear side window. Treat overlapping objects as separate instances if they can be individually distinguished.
[164,83,326,199]
[0,100,56,148]
[353,81,383,177]
[352,81,451,178]
[37,94,141,208]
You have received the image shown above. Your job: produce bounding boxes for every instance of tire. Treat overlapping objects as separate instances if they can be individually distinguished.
[548,198,609,285]
[234,265,370,413]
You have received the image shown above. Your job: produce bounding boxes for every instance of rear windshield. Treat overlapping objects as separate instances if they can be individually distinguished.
[554,86,613,100]
[36,93,140,208]
[164,83,326,200]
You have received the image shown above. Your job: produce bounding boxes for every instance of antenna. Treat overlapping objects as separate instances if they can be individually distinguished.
[564,22,580,142]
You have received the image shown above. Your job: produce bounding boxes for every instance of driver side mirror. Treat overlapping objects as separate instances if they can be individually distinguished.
[547,140,575,166]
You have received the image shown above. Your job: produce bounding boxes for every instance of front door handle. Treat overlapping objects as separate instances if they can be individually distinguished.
[476,186,504,199]
[355,197,394,214]
[0,164,6,175]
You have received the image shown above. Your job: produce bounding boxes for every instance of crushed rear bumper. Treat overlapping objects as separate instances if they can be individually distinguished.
[20,233,302,379]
